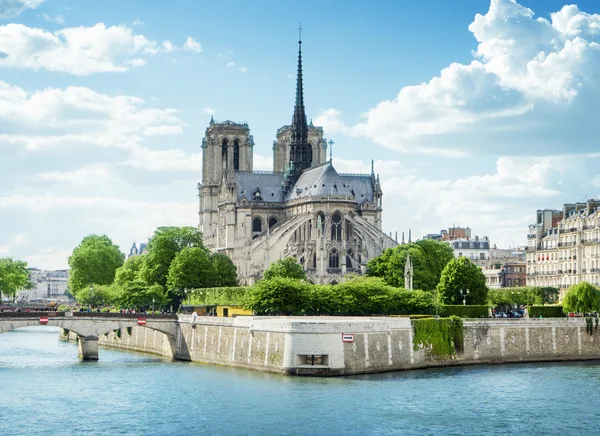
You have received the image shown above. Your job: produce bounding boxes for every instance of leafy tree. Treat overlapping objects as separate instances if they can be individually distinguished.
[210,253,238,287]
[562,282,600,314]
[113,255,145,290]
[0,258,32,301]
[437,257,488,305]
[263,257,306,281]
[487,287,542,307]
[539,286,560,304]
[68,235,124,294]
[245,277,309,315]
[116,279,167,310]
[366,240,453,291]
[166,247,215,297]
[140,226,205,288]
[76,284,119,307]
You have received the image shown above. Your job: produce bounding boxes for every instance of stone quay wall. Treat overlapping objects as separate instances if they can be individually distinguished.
[65,317,600,376]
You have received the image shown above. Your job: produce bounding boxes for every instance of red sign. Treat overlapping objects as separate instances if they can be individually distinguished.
[342,333,354,343]
[137,318,147,326]
[39,317,49,325]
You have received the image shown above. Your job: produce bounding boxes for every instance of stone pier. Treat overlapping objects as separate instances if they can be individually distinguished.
[77,336,99,361]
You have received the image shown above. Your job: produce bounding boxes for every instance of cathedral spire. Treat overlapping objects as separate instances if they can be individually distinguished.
[288,23,310,174]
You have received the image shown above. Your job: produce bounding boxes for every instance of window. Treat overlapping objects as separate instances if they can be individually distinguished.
[233,139,240,170]
[268,217,278,228]
[331,212,342,241]
[252,217,262,239]
[221,139,228,170]
[480,252,486,260]
[346,249,353,268]
[329,249,339,268]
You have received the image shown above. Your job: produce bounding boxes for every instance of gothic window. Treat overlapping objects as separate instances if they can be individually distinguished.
[234,139,240,171]
[268,217,278,228]
[221,139,228,171]
[252,217,263,239]
[346,220,353,241]
[331,212,342,241]
[329,248,339,269]
[346,249,353,268]
[313,253,316,268]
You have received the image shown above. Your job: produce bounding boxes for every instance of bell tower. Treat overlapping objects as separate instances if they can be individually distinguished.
[198,118,253,249]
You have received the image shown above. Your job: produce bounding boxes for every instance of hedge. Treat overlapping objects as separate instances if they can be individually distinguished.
[439,305,489,318]
[189,287,252,306]
[527,305,564,318]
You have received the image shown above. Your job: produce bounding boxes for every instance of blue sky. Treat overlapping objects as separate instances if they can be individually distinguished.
[1,0,600,269]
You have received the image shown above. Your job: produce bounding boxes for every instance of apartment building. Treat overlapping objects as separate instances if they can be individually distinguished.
[526,199,600,298]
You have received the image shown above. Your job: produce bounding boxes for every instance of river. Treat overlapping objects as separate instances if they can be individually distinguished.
[1,326,599,435]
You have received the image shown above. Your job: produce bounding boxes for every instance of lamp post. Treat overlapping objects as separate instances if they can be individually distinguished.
[89,284,94,308]
[460,288,470,306]
[184,289,189,306]
[152,298,155,312]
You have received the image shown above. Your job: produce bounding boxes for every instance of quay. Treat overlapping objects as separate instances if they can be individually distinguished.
[4,312,598,375]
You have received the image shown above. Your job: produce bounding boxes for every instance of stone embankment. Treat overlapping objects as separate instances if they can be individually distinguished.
[71,316,600,376]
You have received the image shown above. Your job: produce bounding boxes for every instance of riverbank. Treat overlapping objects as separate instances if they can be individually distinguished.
[65,316,600,376]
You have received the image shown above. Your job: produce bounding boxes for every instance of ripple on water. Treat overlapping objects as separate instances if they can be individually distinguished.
[2,328,600,436]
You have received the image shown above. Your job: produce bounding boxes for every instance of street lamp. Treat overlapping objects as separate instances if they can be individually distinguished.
[152,298,155,312]
[89,285,94,308]
[460,288,470,306]
[184,289,189,306]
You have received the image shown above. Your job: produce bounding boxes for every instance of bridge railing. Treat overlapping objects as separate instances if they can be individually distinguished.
[0,311,177,320]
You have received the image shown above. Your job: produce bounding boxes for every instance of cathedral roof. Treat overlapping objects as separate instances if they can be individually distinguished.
[285,163,354,201]
[235,172,284,203]
[339,173,375,205]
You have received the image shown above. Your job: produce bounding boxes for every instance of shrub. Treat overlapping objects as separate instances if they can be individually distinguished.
[440,305,489,318]
[189,286,252,306]
[527,306,564,318]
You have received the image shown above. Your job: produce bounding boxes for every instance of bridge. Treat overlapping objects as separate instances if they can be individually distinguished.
[0,312,179,360]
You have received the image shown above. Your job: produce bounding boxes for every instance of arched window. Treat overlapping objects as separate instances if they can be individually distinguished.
[268,217,278,228]
[252,217,262,239]
[329,249,339,269]
[233,139,240,171]
[331,212,342,241]
[221,139,228,171]
[308,144,313,166]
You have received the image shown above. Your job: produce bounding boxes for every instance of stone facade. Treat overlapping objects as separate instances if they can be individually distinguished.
[526,200,600,298]
[197,40,395,285]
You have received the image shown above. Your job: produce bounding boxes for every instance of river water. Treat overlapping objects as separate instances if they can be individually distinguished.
[1,327,599,436]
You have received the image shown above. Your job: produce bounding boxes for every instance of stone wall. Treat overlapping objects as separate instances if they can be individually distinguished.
[63,316,600,376]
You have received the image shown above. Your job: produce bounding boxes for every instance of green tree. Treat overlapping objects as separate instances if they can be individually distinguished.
[140,227,205,288]
[437,257,488,305]
[0,258,32,301]
[113,255,145,290]
[166,247,215,305]
[68,235,124,294]
[210,253,238,287]
[562,282,600,314]
[76,283,119,307]
[245,277,309,315]
[487,287,542,307]
[366,241,453,291]
[263,257,306,281]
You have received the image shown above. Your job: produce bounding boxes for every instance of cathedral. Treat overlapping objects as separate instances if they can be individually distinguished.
[198,35,397,285]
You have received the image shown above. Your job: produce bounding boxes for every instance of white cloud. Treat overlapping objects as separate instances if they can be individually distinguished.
[322,0,600,156]
[36,164,119,187]
[162,40,175,53]
[0,0,44,19]
[204,107,217,115]
[226,61,235,67]
[132,19,144,26]
[240,67,248,73]
[0,23,179,75]
[123,146,203,172]
[183,36,201,52]
[41,13,64,24]
[0,80,184,151]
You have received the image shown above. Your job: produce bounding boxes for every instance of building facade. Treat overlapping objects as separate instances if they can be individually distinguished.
[16,269,70,302]
[526,200,600,298]
[198,38,396,285]
[449,237,490,263]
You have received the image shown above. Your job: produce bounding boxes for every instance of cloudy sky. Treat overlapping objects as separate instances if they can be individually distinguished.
[1,0,599,270]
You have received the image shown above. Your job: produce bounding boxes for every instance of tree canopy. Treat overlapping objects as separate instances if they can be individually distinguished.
[68,235,124,294]
[0,258,32,301]
[437,257,488,305]
[263,257,306,281]
[366,240,454,291]
[210,253,238,287]
[167,247,215,292]
[140,226,205,288]
[562,282,600,314]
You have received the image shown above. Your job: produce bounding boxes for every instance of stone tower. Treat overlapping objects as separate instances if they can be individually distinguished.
[199,118,254,248]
